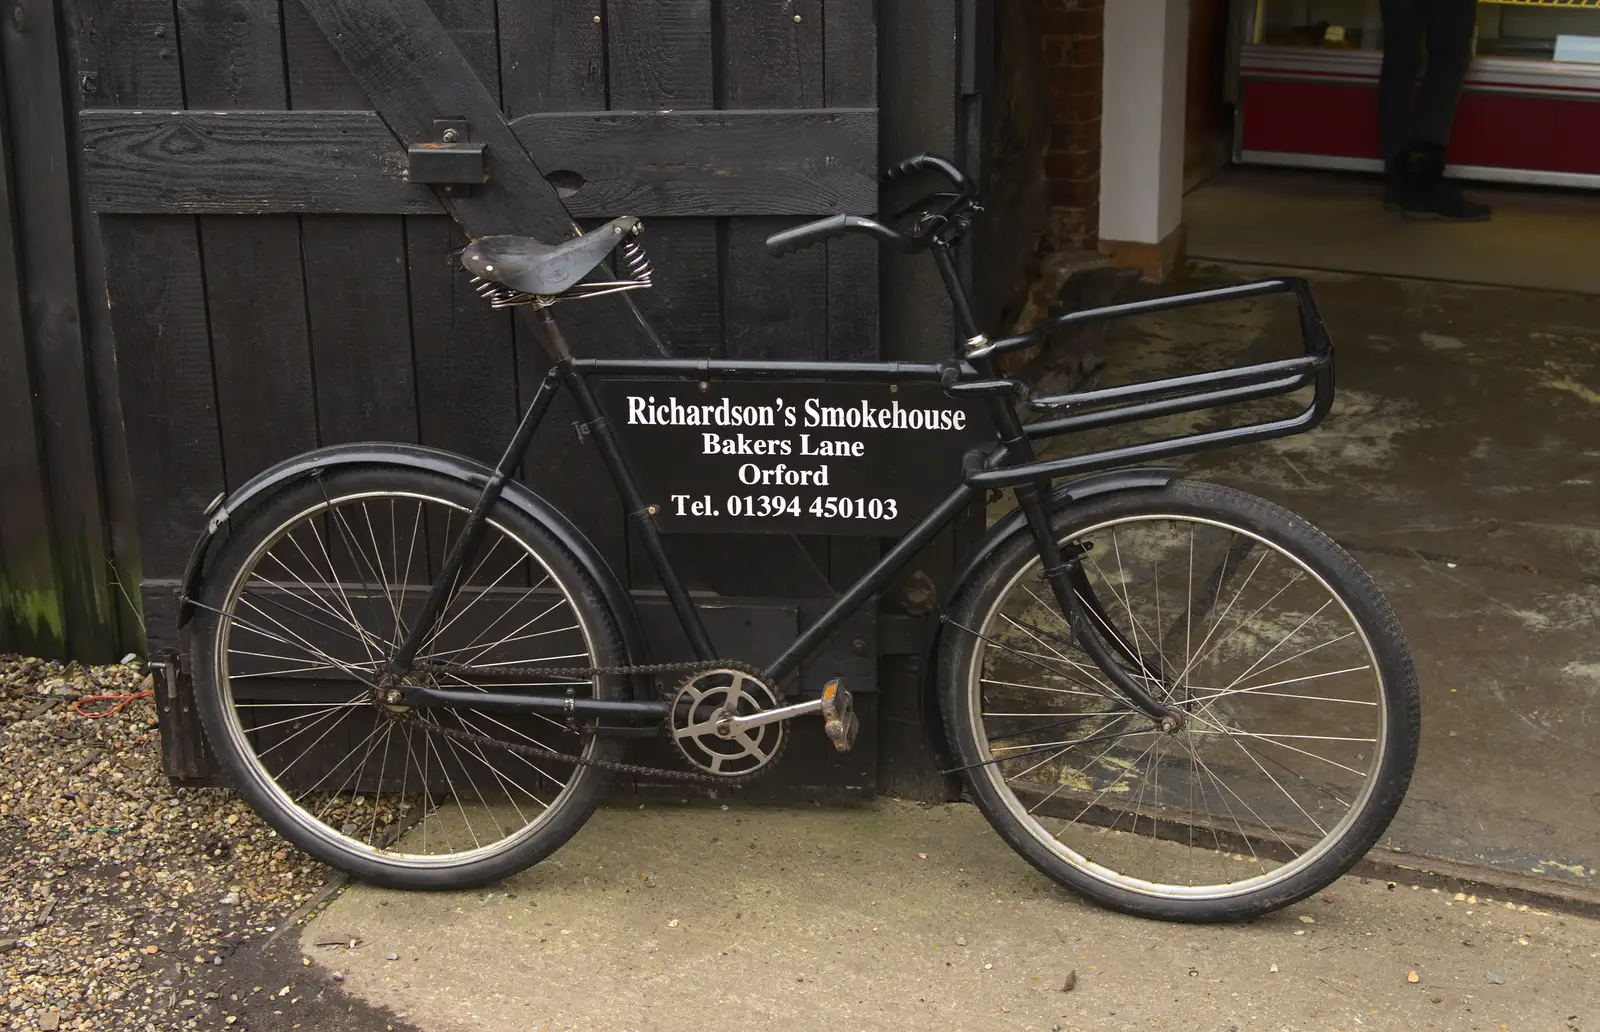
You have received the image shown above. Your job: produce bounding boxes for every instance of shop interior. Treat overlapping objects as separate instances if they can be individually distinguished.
[1181,0,1600,293]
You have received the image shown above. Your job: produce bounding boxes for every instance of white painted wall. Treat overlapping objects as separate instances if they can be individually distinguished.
[1099,0,1191,245]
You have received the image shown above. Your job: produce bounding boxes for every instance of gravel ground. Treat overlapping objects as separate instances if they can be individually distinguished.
[0,655,422,1032]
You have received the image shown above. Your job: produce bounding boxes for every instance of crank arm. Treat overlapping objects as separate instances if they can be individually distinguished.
[715,680,859,753]
[716,695,829,734]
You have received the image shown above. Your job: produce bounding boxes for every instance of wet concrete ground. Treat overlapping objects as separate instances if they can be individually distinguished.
[1056,262,1600,893]
[304,801,1600,1032]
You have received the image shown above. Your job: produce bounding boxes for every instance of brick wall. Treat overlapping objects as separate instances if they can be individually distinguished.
[1040,0,1105,251]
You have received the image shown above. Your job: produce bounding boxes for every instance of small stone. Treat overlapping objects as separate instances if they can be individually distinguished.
[1298,915,1316,924]
[1407,971,1420,983]
[0,939,14,953]
[331,972,344,982]
[1060,970,1076,993]
[955,937,966,947]
[1431,996,1443,1004]
[1487,972,1506,985]
[226,1018,238,1026]
[38,1011,60,1031]
[386,953,399,961]
[1269,963,1279,973]
[667,919,679,928]
[219,892,239,906]
[983,963,993,970]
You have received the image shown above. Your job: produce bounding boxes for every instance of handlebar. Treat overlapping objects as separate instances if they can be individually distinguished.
[764,152,977,258]
[882,152,975,201]
[764,214,907,257]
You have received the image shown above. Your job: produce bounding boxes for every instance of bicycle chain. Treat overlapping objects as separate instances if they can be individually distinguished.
[396,658,789,786]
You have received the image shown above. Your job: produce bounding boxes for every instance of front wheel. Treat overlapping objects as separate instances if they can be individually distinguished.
[939,479,1420,922]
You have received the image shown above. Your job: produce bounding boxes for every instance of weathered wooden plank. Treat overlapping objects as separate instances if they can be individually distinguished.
[604,1,720,357]
[65,0,224,602]
[718,2,828,362]
[80,110,439,215]
[58,3,152,650]
[99,218,225,582]
[498,0,603,116]
[177,0,319,488]
[407,216,517,467]
[721,0,823,108]
[65,0,184,107]
[423,0,502,98]
[283,18,419,460]
[201,215,319,483]
[822,0,880,364]
[0,75,65,656]
[517,108,876,219]
[824,0,878,107]
[303,216,418,447]
[2,0,119,660]
[606,0,713,114]
[78,108,876,217]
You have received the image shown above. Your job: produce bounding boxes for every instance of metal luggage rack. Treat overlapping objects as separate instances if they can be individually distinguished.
[949,277,1334,490]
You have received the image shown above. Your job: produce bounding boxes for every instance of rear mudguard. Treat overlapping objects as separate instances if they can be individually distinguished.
[175,443,652,698]
[917,467,1178,783]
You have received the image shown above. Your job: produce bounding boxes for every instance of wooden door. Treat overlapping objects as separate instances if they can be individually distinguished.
[70,0,880,797]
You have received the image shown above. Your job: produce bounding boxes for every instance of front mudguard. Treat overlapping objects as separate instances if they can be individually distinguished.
[175,442,653,698]
[916,467,1178,783]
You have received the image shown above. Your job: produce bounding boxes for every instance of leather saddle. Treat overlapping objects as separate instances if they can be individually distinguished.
[460,216,642,296]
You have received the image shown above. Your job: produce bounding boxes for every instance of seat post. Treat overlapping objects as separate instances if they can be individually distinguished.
[531,307,574,361]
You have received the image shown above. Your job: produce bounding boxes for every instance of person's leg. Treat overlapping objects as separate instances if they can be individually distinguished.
[1378,0,1425,206]
[1414,0,1476,147]
[1403,0,1490,219]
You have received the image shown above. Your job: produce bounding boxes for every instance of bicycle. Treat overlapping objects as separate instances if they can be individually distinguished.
[176,154,1419,923]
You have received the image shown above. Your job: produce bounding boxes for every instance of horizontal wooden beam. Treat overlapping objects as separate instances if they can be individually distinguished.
[80,108,877,217]
[512,109,876,216]
[80,110,441,215]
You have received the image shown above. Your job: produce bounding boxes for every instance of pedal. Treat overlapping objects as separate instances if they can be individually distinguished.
[820,679,859,753]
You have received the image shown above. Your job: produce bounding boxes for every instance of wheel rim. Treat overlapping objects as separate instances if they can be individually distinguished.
[964,513,1389,901]
[211,490,605,869]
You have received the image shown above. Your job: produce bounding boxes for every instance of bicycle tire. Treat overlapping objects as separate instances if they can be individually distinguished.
[939,479,1420,922]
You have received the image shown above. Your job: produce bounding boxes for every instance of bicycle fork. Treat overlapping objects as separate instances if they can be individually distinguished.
[930,242,1175,728]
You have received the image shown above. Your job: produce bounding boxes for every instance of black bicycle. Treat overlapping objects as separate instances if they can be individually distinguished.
[178,154,1419,922]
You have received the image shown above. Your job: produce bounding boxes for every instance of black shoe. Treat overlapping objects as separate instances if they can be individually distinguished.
[1383,152,1409,210]
[1401,144,1491,222]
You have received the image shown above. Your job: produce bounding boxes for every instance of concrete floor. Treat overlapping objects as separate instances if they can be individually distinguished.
[304,801,1600,1032]
[1048,262,1600,893]
[1186,167,1600,295]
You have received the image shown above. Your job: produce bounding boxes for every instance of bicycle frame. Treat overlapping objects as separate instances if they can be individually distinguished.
[387,244,1334,730]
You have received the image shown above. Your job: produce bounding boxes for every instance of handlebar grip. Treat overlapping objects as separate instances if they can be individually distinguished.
[765,214,853,257]
[882,153,973,197]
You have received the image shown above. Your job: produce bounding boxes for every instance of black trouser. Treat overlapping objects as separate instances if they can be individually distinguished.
[1378,0,1477,159]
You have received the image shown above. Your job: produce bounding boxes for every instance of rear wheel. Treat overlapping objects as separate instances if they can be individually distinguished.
[940,480,1420,921]
[192,466,629,889]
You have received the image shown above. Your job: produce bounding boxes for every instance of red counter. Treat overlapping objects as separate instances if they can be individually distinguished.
[1235,45,1600,188]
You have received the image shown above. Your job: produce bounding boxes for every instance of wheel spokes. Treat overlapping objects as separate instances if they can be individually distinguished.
[216,490,603,865]
[974,512,1386,896]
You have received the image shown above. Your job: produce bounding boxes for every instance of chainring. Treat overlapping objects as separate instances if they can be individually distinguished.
[668,666,786,778]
